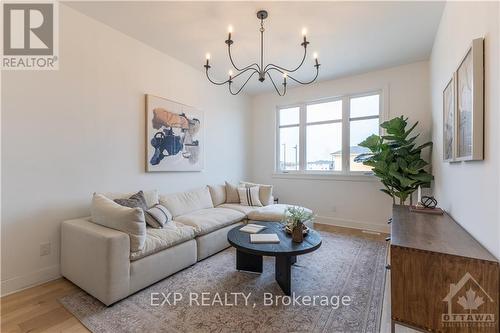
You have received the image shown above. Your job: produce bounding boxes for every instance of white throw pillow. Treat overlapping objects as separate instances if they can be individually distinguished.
[208,184,226,206]
[90,194,146,252]
[225,181,240,203]
[240,181,273,206]
[238,186,263,207]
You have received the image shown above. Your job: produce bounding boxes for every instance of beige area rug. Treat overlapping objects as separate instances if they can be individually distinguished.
[60,231,387,333]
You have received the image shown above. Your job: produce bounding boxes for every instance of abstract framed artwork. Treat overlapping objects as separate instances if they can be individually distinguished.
[455,38,484,161]
[442,75,456,162]
[145,94,204,172]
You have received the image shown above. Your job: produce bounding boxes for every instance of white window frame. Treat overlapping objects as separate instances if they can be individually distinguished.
[274,87,388,180]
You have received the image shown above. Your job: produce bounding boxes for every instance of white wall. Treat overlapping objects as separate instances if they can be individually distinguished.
[430,1,500,258]
[0,5,250,295]
[249,61,431,233]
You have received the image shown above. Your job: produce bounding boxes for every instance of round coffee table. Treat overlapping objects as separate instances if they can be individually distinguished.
[227,221,322,295]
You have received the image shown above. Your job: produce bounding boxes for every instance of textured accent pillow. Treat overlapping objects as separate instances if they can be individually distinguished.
[238,186,262,207]
[145,204,172,228]
[225,181,240,203]
[240,181,273,206]
[208,184,226,206]
[99,190,159,208]
[91,194,146,252]
[114,191,148,210]
[114,191,167,228]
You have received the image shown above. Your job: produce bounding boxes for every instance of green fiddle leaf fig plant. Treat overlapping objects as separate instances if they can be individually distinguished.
[354,116,433,205]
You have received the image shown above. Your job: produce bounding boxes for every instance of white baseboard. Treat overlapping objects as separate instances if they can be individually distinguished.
[1,265,61,297]
[315,215,390,233]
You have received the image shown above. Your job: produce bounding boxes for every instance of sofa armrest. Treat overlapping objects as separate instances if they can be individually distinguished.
[61,218,130,305]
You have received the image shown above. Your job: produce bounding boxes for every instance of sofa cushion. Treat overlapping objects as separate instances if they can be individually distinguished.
[90,194,146,252]
[217,203,258,216]
[99,190,159,208]
[174,208,245,236]
[159,187,213,218]
[130,222,195,261]
[240,181,273,206]
[225,181,240,203]
[247,204,313,222]
[208,184,226,206]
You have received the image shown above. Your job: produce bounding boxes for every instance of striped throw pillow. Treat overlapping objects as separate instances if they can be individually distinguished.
[145,204,172,228]
[238,186,262,207]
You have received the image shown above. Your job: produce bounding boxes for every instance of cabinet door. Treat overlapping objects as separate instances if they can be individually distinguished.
[391,245,499,333]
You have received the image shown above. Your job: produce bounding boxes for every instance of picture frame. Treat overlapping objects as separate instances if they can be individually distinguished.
[145,94,204,172]
[455,38,484,161]
[442,75,456,162]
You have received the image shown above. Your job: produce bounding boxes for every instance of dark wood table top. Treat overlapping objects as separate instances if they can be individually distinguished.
[227,221,322,256]
[391,205,498,262]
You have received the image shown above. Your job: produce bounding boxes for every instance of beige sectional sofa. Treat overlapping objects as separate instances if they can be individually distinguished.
[61,184,312,306]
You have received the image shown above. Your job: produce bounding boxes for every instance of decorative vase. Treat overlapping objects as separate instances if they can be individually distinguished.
[292,222,304,243]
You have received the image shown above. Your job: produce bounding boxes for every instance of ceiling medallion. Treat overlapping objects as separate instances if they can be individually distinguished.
[204,10,321,96]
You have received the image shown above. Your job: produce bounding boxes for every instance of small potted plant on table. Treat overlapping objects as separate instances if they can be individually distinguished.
[282,206,314,243]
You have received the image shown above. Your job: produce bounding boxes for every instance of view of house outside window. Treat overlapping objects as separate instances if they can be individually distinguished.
[277,92,381,174]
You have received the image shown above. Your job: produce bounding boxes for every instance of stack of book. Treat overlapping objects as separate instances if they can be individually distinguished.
[239,224,280,243]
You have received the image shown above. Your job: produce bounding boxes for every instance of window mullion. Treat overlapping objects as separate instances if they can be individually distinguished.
[299,104,307,172]
[342,97,350,174]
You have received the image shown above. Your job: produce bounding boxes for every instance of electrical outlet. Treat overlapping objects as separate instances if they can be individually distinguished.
[40,242,51,256]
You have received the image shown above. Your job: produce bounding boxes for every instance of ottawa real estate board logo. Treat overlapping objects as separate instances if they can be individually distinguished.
[2,1,58,70]
[442,272,496,328]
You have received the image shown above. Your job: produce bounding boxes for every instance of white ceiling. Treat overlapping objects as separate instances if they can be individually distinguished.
[66,1,445,95]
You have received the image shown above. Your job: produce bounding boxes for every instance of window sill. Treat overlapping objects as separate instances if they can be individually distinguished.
[271,172,378,182]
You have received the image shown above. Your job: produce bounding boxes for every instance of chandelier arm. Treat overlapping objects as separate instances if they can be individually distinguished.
[228,44,261,72]
[267,66,319,85]
[229,70,259,95]
[205,68,231,85]
[205,67,257,85]
[264,45,307,73]
[266,71,287,96]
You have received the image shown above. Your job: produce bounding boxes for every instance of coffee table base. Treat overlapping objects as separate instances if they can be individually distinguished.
[236,249,263,273]
[236,250,296,295]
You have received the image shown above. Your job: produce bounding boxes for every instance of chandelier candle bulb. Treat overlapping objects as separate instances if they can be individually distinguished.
[228,25,233,40]
[313,52,319,66]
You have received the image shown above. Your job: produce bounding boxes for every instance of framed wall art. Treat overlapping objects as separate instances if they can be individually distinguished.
[443,75,456,162]
[455,38,484,161]
[145,94,204,172]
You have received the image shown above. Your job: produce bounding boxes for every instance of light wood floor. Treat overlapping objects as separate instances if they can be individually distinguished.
[0,224,417,333]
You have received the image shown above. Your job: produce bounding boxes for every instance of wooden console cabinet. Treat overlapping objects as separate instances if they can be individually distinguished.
[390,205,499,333]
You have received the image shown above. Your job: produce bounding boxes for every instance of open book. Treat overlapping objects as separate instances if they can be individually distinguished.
[240,224,266,234]
[250,233,280,244]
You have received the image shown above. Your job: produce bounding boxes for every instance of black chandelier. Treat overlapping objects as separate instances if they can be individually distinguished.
[203,10,321,96]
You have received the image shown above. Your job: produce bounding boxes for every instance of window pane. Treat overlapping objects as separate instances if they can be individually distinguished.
[279,126,299,170]
[307,100,342,123]
[279,107,300,126]
[306,123,342,171]
[350,94,379,118]
[350,118,379,171]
